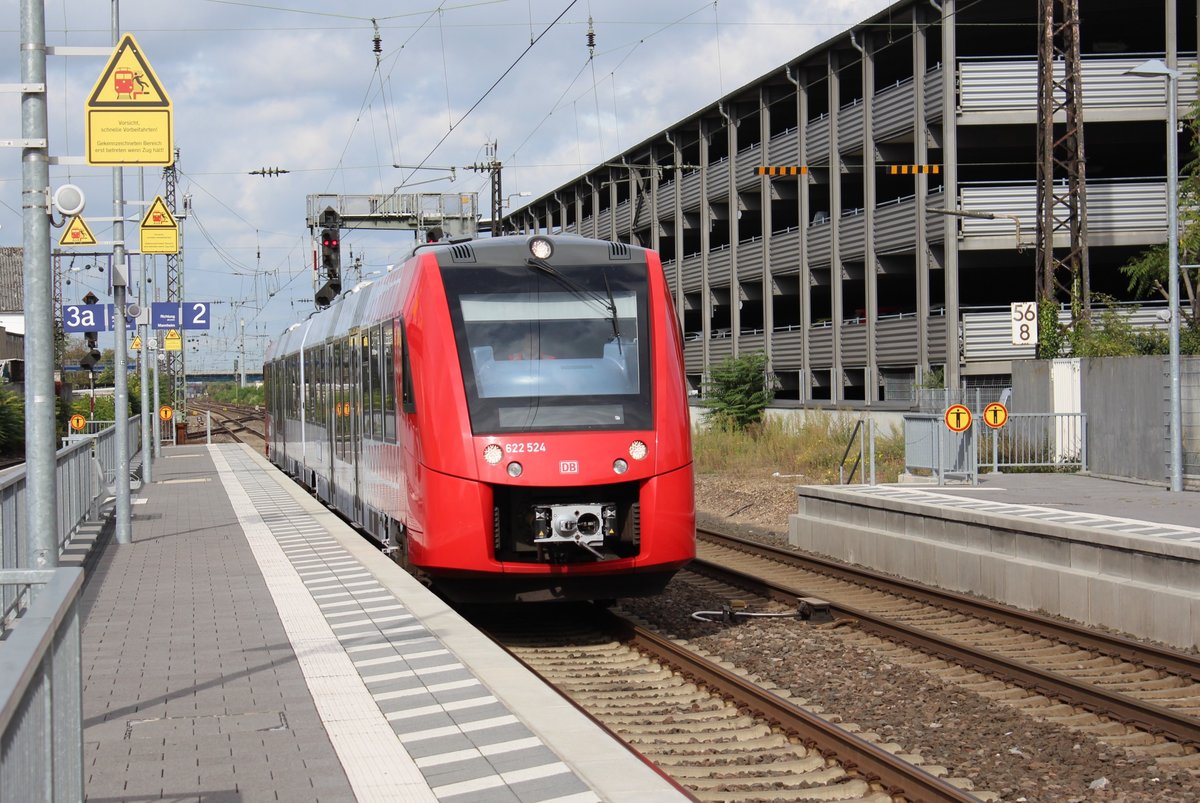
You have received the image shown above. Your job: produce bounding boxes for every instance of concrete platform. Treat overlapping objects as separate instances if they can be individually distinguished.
[788,473,1200,650]
[78,443,685,802]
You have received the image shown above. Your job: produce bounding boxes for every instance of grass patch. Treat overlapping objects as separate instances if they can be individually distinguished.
[693,414,906,484]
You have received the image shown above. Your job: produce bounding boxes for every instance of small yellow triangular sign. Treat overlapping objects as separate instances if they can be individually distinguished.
[131,335,142,350]
[59,216,98,246]
[141,196,177,229]
[86,34,171,107]
[163,329,182,352]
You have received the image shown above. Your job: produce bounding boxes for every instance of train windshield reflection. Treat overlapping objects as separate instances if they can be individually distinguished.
[443,263,652,433]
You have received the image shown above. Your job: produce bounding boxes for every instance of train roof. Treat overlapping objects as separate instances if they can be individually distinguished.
[266,234,655,361]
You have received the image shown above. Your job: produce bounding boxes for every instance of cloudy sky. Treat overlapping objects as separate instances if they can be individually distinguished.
[1,0,892,370]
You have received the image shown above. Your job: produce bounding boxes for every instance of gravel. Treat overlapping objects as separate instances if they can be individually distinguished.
[612,479,1200,801]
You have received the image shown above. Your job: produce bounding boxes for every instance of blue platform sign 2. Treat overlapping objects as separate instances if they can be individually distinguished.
[151,301,210,330]
[183,301,210,330]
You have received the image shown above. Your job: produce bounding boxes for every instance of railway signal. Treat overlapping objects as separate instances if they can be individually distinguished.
[80,291,101,371]
[316,207,342,307]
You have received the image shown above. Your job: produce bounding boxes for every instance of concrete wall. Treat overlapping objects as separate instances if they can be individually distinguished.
[1011,359,1051,414]
[790,486,1200,650]
[1082,356,1166,484]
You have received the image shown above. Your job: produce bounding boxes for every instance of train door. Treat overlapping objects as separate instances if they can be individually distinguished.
[350,330,363,523]
[321,339,335,502]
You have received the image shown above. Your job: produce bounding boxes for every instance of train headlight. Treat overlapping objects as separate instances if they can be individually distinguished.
[612,458,628,475]
[483,444,503,465]
[529,236,554,260]
[628,440,648,460]
[507,461,523,478]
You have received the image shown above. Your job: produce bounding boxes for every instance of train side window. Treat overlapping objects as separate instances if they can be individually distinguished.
[382,321,396,440]
[398,318,415,414]
[360,330,373,441]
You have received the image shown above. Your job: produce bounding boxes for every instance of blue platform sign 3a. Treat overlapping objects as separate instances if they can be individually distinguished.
[61,303,106,333]
[152,301,210,330]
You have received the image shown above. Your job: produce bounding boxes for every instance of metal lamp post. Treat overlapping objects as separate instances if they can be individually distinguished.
[1127,59,1183,492]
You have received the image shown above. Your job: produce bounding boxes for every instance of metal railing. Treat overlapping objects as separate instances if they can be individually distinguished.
[838,418,877,485]
[0,568,85,803]
[980,413,1087,471]
[3,417,140,621]
[903,414,979,485]
[903,412,1087,483]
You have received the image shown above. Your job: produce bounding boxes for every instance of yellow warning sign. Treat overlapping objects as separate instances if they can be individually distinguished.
[59,216,98,246]
[141,196,176,228]
[85,34,173,166]
[140,195,178,254]
[163,329,181,352]
[131,335,142,350]
[69,413,87,432]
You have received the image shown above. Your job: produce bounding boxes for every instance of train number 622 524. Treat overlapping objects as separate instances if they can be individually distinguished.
[504,442,546,454]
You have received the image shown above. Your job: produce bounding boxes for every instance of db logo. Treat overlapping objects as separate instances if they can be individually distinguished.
[560,460,579,474]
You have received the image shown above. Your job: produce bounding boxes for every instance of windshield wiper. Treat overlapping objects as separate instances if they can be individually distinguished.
[602,271,621,351]
[525,257,620,345]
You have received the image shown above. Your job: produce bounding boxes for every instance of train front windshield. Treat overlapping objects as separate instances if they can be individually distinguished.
[442,261,652,434]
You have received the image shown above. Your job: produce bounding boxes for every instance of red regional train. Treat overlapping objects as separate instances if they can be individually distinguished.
[264,234,695,603]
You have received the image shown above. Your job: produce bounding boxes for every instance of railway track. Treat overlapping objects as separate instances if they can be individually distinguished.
[473,604,981,803]
[694,527,1200,769]
[187,400,265,448]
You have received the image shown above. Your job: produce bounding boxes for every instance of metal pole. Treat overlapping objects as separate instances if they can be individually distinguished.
[868,417,876,486]
[20,0,57,569]
[1167,72,1183,493]
[111,0,131,544]
[239,318,246,392]
[152,333,162,459]
[139,168,152,483]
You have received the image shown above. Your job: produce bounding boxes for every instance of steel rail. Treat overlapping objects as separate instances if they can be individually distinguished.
[696,528,1200,748]
[588,606,977,803]
[698,528,1200,682]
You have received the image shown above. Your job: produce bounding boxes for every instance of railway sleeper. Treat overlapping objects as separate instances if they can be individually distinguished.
[609,714,760,735]
[649,745,818,769]
[624,723,775,745]
[601,709,749,727]
[631,732,791,752]
[684,765,853,790]
[665,754,826,779]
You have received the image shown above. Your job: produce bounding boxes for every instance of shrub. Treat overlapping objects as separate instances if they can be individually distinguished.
[701,352,774,432]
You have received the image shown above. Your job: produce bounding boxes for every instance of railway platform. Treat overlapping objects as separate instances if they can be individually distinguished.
[77,443,685,802]
[789,473,1200,651]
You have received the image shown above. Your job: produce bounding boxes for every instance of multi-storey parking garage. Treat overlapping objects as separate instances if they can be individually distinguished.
[504,0,1196,405]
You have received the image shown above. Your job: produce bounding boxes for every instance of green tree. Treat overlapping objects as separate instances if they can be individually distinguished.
[701,352,774,432]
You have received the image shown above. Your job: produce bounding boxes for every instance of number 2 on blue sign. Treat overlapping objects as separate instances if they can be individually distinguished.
[186,302,209,330]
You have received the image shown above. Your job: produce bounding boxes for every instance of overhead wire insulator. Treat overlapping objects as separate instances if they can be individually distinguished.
[587,16,595,56]
[372,18,382,64]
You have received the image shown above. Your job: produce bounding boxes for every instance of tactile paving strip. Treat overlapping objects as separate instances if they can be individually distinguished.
[211,445,595,803]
